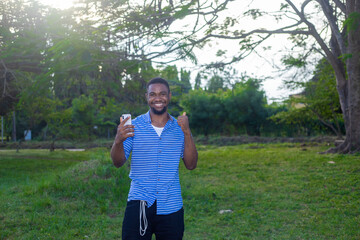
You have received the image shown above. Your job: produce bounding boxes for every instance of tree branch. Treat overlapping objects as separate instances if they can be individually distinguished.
[332,0,346,13]
[317,0,346,54]
[306,103,341,136]
[285,0,340,70]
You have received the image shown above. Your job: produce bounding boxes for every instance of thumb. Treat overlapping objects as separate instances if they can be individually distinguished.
[182,112,186,116]
[120,116,123,123]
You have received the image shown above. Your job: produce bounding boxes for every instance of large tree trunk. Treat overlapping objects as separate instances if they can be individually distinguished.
[327,2,360,153]
[344,5,360,152]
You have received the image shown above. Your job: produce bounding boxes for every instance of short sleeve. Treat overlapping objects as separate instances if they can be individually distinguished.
[123,136,133,160]
[180,136,185,159]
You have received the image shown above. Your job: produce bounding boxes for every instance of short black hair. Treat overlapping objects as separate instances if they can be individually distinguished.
[146,77,170,93]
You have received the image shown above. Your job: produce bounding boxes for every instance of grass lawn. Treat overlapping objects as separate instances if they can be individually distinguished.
[0,149,89,191]
[1,143,359,239]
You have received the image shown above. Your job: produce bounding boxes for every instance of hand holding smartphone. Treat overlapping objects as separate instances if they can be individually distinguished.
[121,114,131,126]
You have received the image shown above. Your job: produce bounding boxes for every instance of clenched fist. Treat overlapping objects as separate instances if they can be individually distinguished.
[114,116,134,145]
[177,112,190,135]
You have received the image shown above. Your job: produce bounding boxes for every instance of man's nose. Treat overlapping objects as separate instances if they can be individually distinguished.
[154,94,163,100]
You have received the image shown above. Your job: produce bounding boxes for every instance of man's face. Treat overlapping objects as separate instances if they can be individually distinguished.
[146,83,171,115]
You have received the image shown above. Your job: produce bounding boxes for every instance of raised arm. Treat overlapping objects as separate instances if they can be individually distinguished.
[110,116,134,168]
[177,112,198,170]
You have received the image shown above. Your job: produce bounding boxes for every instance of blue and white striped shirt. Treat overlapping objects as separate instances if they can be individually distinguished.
[123,111,185,215]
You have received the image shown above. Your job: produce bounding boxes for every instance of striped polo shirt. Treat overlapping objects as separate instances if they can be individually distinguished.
[123,111,185,215]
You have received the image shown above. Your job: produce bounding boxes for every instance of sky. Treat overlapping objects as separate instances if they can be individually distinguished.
[39,0,74,9]
[38,0,303,102]
[174,0,303,102]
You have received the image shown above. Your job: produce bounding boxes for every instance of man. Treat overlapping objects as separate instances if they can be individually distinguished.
[111,77,198,240]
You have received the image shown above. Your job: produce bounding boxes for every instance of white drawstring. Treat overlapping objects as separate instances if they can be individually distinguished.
[139,200,148,236]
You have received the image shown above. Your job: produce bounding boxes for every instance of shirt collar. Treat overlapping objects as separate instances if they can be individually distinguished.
[145,110,174,123]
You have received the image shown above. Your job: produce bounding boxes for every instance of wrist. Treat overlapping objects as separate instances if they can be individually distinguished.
[183,129,192,137]
[114,139,124,146]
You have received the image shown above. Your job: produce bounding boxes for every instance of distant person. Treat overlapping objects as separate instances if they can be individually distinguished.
[111,77,198,240]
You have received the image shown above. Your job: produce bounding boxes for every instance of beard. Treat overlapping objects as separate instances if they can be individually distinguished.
[151,105,167,115]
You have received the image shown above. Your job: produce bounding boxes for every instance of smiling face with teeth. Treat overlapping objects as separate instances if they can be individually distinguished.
[146,83,171,115]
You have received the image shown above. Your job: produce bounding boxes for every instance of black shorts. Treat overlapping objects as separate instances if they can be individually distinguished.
[122,200,184,240]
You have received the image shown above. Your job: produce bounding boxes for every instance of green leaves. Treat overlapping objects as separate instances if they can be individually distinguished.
[273,58,343,137]
[181,77,268,136]
[343,12,360,34]
[181,89,224,136]
[216,49,227,57]
[340,53,353,61]
[71,95,97,126]
[280,3,289,10]
[222,79,267,136]
[243,9,263,20]
[173,4,191,20]
[281,55,306,68]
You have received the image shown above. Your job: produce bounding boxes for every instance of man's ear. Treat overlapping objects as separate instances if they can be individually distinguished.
[168,91,172,102]
[145,92,148,101]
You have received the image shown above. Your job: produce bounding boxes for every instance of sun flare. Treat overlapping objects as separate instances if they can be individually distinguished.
[38,0,75,9]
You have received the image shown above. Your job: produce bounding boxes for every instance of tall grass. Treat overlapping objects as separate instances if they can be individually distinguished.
[1,144,359,239]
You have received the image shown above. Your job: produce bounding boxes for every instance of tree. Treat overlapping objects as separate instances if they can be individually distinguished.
[302,58,344,138]
[194,73,202,90]
[263,102,295,137]
[269,105,324,136]
[222,78,268,136]
[17,86,56,138]
[181,90,224,136]
[71,95,98,139]
[0,0,50,142]
[273,57,344,138]
[0,0,47,115]
[181,77,268,136]
[46,107,73,151]
[207,75,225,93]
[180,68,192,93]
[0,0,183,133]
[174,0,360,153]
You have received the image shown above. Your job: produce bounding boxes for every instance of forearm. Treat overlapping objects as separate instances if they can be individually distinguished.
[111,142,127,168]
[183,131,198,170]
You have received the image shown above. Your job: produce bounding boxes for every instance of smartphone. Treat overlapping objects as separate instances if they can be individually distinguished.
[122,114,131,126]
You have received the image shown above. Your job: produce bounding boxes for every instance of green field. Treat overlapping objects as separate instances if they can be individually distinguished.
[1,144,360,239]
